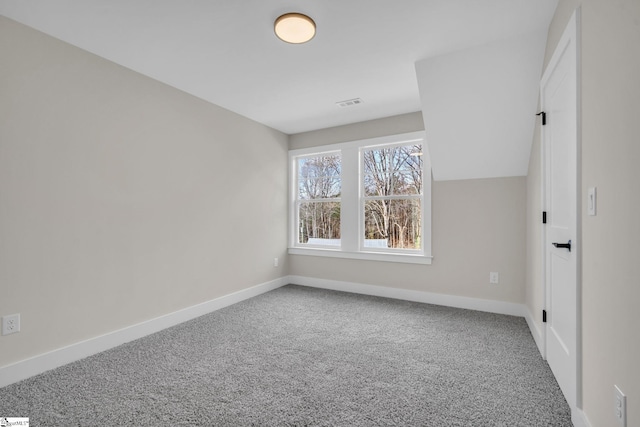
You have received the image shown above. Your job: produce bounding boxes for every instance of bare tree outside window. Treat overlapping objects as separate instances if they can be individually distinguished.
[362,144,422,249]
[297,154,341,245]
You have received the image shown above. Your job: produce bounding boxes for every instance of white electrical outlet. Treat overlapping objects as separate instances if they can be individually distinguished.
[274,257,279,267]
[615,385,627,426]
[489,272,499,284]
[2,313,21,335]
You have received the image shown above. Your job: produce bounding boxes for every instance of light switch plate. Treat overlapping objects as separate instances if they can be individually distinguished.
[588,187,597,216]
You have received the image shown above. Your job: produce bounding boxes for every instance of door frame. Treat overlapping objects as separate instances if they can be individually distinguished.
[539,7,582,414]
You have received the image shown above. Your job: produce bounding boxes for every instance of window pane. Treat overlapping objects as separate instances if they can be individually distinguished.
[364,199,421,249]
[298,201,341,245]
[363,144,422,196]
[298,155,341,200]
[363,172,391,197]
[395,171,421,195]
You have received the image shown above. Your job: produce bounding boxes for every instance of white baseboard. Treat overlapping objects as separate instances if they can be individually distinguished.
[287,275,527,317]
[572,408,592,427]
[0,276,550,391]
[524,306,545,357]
[0,277,288,388]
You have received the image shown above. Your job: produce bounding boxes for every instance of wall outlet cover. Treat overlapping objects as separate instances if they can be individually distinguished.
[614,385,626,426]
[2,313,21,335]
[489,272,499,284]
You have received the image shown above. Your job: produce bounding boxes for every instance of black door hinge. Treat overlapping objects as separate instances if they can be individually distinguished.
[536,111,547,125]
[542,211,547,224]
[543,310,547,323]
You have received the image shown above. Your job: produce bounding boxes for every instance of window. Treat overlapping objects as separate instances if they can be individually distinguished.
[296,153,341,247]
[289,131,431,264]
[362,143,423,252]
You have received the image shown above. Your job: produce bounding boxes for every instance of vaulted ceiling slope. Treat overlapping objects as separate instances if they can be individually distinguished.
[416,29,549,181]
[0,0,557,180]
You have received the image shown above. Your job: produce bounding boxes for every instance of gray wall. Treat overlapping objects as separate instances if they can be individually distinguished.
[525,0,640,425]
[0,17,289,368]
[290,113,527,304]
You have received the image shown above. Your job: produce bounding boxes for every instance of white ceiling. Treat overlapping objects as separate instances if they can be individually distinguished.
[0,0,557,136]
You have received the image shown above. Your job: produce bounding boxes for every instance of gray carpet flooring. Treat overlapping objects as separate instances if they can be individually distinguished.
[0,285,572,426]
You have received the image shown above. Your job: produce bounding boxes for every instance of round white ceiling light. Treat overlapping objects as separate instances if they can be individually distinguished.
[274,13,316,44]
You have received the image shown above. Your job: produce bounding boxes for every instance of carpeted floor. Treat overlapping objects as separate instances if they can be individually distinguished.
[0,285,572,426]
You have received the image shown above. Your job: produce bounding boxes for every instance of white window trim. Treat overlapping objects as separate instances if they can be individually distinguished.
[288,131,432,265]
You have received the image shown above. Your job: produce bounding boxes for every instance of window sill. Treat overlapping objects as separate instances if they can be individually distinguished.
[288,247,433,265]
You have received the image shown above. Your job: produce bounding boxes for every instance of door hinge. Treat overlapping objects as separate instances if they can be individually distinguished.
[542,211,547,224]
[536,111,547,125]
[542,310,547,323]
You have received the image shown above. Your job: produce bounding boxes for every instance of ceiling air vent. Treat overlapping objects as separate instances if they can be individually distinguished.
[336,98,363,108]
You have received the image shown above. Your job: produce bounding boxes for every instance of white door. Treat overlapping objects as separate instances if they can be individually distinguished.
[541,11,579,411]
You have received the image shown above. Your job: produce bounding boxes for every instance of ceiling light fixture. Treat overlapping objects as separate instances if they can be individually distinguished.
[274,13,316,44]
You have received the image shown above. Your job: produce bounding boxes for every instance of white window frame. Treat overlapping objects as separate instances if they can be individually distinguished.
[359,141,425,255]
[289,131,432,265]
[293,150,342,249]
